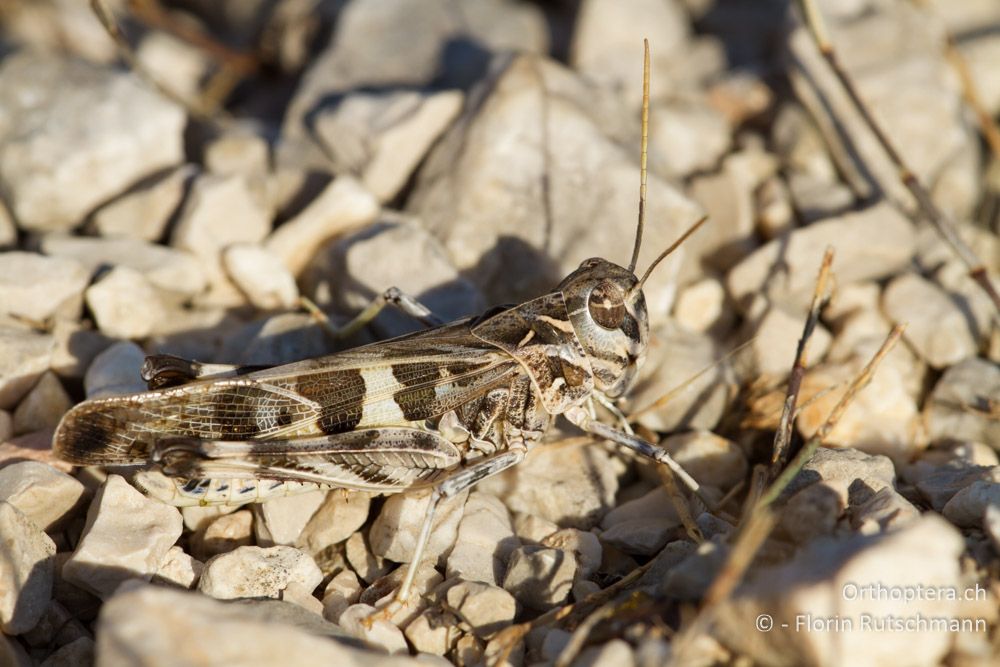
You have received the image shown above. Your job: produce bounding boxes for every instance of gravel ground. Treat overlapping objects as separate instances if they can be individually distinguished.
[1,1,999,666]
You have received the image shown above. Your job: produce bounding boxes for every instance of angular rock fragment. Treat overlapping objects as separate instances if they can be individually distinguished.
[0,53,185,232]
[62,475,182,599]
[0,461,85,532]
[198,546,322,603]
[0,502,56,635]
[502,545,576,610]
[0,253,89,323]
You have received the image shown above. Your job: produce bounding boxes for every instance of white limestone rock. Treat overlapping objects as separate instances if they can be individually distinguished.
[82,341,147,399]
[304,213,485,338]
[252,489,327,548]
[445,580,518,638]
[191,510,253,561]
[93,164,196,242]
[407,55,702,317]
[0,53,185,232]
[662,430,748,489]
[264,176,379,277]
[0,461,85,532]
[882,273,978,369]
[0,252,89,323]
[223,244,300,311]
[41,234,207,298]
[924,358,1000,449]
[297,491,371,556]
[85,266,166,340]
[726,203,915,313]
[446,492,518,586]
[313,89,464,202]
[198,546,322,604]
[152,545,203,590]
[96,583,413,666]
[62,475,183,599]
[339,603,408,654]
[369,489,468,564]
[715,515,967,667]
[502,546,576,610]
[477,444,618,530]
[11,372,72,435]
[0,502,56,635]
[0,328,55,410]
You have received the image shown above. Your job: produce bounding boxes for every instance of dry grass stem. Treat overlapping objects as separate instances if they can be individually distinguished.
[770,247,835,470]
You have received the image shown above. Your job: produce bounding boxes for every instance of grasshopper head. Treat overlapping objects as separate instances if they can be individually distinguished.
[558,258,648,399]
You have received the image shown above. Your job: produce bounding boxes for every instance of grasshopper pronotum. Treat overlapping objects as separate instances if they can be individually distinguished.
[53,40,708,611]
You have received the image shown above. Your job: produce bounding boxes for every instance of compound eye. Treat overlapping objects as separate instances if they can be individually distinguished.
[588,281,626,330]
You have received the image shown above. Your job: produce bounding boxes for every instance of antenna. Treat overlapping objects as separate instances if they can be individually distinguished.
[627,39,651,274]
[633,215,709,294]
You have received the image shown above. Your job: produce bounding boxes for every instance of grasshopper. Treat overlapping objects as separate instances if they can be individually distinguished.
[53,41,708,608]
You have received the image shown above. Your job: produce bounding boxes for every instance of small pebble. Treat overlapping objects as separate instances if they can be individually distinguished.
[93,164,196,241]
[478,445,618,529]
[192,509,254,560]
[321,569,362,623]
[297,491,371,555]
[662,430,748,489]
[369,489,468,564]
[12,372,72,435]
[910,463,1000,511]
[313,89,464,202]
[0,502,56,635]
[152,545,203,589]
[252,489,327,547]
[541,528,602,579]
[49,319,113,381]
[0,53,184,232]
[924,358,999,449]
[673,277,728,333]
[447,492,518,586]
[882,273,978,369]
[850,487,920,535]
[198,545,322,602]
[403,607,461,656]
[0,329,54,410]
[223,244,300,311]
[62,475,183,599]
[941,481,1000,528]
[502,546,576,610]
[40,234,208,298]
[96,583,386,664]
[85,266,166,340]
[445,580,517,638]
[0,461,85,532]
[576,639,636,667]
[779,482,845,543]
[0,252,89,323]
[726,203,915,313]
[345,532,391,584]
[512,512,558,544]
[339,603,409,654]
[172,173,272,302]
[82,341,147,399]
[264,176,379,276]
[751,301,832,377]
[599,487,680,556]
